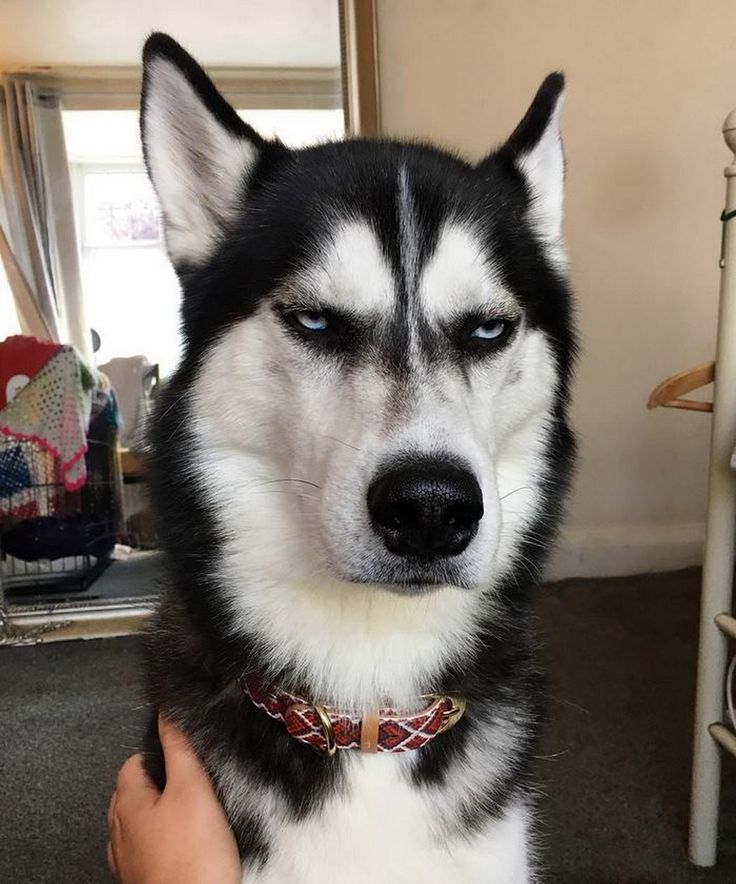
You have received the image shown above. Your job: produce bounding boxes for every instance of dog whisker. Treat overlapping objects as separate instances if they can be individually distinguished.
[500,485,532,501]
[314,432,364,453]
[253,478,322,490]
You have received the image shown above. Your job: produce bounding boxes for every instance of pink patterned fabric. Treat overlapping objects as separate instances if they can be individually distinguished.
[240,674,456,754]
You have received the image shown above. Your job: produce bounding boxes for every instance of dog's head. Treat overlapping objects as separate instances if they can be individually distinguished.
[142,34,575,603]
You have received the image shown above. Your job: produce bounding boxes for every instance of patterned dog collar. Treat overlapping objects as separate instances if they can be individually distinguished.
[239,674,466,756]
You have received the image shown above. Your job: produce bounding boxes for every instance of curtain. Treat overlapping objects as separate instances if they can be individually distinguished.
[0,77,91,362]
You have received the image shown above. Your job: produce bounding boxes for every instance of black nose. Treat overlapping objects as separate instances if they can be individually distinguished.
[367,459,483,559]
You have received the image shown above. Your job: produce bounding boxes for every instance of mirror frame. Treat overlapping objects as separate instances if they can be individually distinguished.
[340,0,381,137]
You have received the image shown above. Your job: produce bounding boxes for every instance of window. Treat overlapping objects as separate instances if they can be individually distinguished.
[63,107,343,377]
[81,171,161,247]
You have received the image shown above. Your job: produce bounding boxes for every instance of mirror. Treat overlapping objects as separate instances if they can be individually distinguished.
[0,0,375,644]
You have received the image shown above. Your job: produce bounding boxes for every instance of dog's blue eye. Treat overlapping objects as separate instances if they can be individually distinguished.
[471,319,508,340]
[295,310,328,332]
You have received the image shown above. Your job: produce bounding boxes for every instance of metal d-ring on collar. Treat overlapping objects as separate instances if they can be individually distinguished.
[311,702,337,757]
[421,692,467,734]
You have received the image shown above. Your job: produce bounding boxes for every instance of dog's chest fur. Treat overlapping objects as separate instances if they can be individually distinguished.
[238,763,530,883]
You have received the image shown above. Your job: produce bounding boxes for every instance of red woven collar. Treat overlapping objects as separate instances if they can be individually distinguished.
[239,674,465,756]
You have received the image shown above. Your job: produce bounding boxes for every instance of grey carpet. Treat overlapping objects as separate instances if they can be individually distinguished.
[0,635,145,884]
[1,567,736,883]
[536,568,736,883]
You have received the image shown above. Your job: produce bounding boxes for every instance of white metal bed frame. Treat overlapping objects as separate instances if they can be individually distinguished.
[689,107,736,866]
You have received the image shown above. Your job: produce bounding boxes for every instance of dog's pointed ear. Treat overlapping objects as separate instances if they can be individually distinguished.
[141,33,274,269]
[482,73,566,245]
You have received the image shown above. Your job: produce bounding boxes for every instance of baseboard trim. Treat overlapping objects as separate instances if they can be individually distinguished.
[0,598,154,646]
[546,522,705,580]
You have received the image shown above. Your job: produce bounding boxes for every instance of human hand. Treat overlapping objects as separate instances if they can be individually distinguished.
[107,716,241,884]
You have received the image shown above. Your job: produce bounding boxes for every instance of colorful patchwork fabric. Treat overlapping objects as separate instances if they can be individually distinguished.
[0,446,59,520]
[0,444,32,495]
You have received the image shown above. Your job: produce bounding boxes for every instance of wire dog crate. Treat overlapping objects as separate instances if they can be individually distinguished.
[0,407,124,597]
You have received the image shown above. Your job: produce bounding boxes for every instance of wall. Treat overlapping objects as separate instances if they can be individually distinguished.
[0,0,339,68]
[376,0,736,577]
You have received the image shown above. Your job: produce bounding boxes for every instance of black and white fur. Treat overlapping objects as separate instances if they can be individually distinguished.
[140,33,576,884]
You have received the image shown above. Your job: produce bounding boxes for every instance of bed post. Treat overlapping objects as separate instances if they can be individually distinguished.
[689,108,736,866]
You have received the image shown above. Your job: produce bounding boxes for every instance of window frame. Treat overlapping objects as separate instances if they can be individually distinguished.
[14,65,343,114]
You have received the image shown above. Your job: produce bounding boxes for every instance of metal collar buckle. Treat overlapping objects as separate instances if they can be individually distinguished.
[423,692,467,734]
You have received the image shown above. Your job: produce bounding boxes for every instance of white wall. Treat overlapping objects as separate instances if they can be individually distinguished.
[376,0,736,577]
[0,0,340,68]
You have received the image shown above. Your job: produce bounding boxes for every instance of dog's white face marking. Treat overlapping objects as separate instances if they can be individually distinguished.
[397,165,422,337]
[420,223,517,319]
[285,220,396,315]
[189,199,558,705]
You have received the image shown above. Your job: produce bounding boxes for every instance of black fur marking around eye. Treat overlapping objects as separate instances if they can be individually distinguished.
[273,303,376,370]
[447,313,520,361]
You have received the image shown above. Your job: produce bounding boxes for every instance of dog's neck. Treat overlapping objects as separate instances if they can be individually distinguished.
[221,569,488,711]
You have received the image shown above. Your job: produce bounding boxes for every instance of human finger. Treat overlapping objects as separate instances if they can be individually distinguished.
[158,716,214,795]
[115,753,160,813]
[106,839,118,878]
[106,788,118,833]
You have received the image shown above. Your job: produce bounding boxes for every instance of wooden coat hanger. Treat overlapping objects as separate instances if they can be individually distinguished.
[647,361,715,412]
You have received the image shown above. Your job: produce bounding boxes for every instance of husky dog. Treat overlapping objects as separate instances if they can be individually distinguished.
[140,32,576,884]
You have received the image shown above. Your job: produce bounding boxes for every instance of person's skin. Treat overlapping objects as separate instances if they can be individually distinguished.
[107,716,242,884]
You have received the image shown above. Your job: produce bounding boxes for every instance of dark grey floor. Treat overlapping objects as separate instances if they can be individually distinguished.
[89,550,165,601]
[536,568,736,883]
[6,550,165,607]
[1,567,736,883]
[0,635,146,884]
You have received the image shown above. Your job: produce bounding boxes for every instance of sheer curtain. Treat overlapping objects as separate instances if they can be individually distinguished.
[0,76,91,362]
